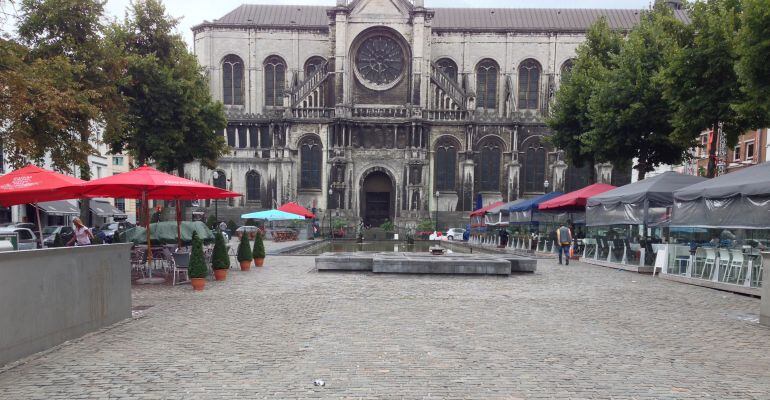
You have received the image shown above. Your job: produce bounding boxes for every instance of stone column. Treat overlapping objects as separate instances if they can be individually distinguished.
[507,161,520,201]
[595,162,613,184]
[461,159,475,211]
[553,160,567,192]
[333,7,348,105]
[762,252,770,326]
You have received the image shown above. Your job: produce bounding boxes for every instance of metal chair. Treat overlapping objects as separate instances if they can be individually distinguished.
[130,248,147,279]
[702,247,717,279]
[717,248,732,282]
[170,252,190,286]
[726,249,747,285]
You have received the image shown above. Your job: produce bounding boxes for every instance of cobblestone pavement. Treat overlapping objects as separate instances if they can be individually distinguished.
[1,254,769,399]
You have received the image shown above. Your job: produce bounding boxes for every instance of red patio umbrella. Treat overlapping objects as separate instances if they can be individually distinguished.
[278,202,316,219]
[0,165,89,246]
[81,166,241,260]
[538,183,617,211]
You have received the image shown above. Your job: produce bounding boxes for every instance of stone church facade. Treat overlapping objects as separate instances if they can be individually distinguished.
[185,0,647,227]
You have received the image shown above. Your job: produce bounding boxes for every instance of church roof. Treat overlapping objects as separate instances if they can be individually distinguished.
[196,4,689,33]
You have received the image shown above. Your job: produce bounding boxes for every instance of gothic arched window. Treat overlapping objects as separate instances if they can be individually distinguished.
[246,171,261,202]
[560,59,575,79]
[523,140,546,193]
[300,136,322,189]
[304,56,326,77]
[476,59,499,110]
[565,164,590,193]
[222,55,244,106]
[436,58,458,82]
[518,59,541,110]
[264,56,286,107]
[435,138,458,191]
[478,138,502,192]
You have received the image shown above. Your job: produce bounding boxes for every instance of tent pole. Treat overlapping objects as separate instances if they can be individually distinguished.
[35,204,44,248]
[145,191,152,263]
[176,199,182,248]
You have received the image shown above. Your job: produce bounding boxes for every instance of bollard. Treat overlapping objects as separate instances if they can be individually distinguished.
[761,252,769,327]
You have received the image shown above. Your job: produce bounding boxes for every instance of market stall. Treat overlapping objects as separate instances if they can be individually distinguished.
[585,172,706,270]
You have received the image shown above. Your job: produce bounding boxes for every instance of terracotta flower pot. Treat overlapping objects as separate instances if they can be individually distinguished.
[191,278,206,291]
[213,269,228,281]
[240,260,252,271]
[254,258,265,267]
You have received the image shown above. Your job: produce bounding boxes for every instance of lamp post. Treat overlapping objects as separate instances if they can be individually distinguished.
[328,188,334,242]
[544,179,550,194]
[434,190,440,234]
[212,171,220,224]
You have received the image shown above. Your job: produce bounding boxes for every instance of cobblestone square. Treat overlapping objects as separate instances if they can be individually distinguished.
[1,251,768,399]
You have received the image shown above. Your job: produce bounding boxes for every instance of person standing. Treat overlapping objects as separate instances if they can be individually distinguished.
[556,223,573,265]
[67,218,93,247]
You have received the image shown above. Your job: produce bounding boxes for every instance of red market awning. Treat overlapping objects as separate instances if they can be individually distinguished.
[469,201,505,217]
[0,165,87,207]
[80,165,241,200]
[278,202,316,219]
[538,183,617,211]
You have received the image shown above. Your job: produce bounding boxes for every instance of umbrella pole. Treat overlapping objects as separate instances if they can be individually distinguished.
[35,204,44,248]
[145,191,152,263]
[176,199,182,248]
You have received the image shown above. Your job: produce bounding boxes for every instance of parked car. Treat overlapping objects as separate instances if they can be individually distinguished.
[0,227,38,250]
[445,228,466,241]
[94,221,135,243]
[236,225,260,239]
[41,225,75,247]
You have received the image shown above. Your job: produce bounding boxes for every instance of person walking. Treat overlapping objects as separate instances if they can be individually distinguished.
[556,223,573,265]
[67,217,93,247]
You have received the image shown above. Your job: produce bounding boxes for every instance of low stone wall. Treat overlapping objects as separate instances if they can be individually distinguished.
[0,244,132,367]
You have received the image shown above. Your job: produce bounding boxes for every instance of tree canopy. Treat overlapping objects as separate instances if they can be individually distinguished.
[662,0,748,177]
[547,18,623,179]
[105,0,226,174]
[735,0,770,127]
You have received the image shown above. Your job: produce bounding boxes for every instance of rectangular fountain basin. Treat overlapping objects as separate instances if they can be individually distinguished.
[315,252,537,275]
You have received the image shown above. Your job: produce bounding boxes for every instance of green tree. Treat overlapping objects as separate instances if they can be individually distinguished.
[188,231,208,279]
[236,232,252,263]
[547,18,623,178]
[15,0,125,179]
[586,3,688,180]
[211,230,229,269]
[663,0,748,178]
[105,0,226,175]
[252,231,265,260]
[0,39,96,170]
[735,0,770,128]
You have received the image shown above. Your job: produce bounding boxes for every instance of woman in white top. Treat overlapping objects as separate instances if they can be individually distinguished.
[67,217,94,246]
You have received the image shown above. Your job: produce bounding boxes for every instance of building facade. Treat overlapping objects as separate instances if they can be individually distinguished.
[185,0,655,227]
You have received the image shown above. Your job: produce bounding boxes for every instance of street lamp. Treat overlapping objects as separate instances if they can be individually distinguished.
[212,171,220,224]
[434,190,440,234]
[544,179,550,193]
[328,187,334,241]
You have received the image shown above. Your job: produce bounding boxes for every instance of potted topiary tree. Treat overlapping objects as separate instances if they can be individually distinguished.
[211,230,230,280]
[236,232,253,271]
[188,232,207,291]
[252,230,266,267]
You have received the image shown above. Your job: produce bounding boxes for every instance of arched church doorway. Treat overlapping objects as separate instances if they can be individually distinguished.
[361,170,394,227]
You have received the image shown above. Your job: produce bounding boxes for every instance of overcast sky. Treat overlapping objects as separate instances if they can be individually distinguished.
[3,0,654,46]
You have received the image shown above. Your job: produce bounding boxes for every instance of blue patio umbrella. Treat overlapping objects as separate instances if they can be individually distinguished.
[241,209,306,221]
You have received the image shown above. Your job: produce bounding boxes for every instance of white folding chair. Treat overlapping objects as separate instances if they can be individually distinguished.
[703,248,717,279]
[726,250,747,285]
[717,248,732,282]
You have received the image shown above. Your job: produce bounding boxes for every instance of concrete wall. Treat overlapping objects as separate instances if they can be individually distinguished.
[762,252,769,327]
[0,244,132,367]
